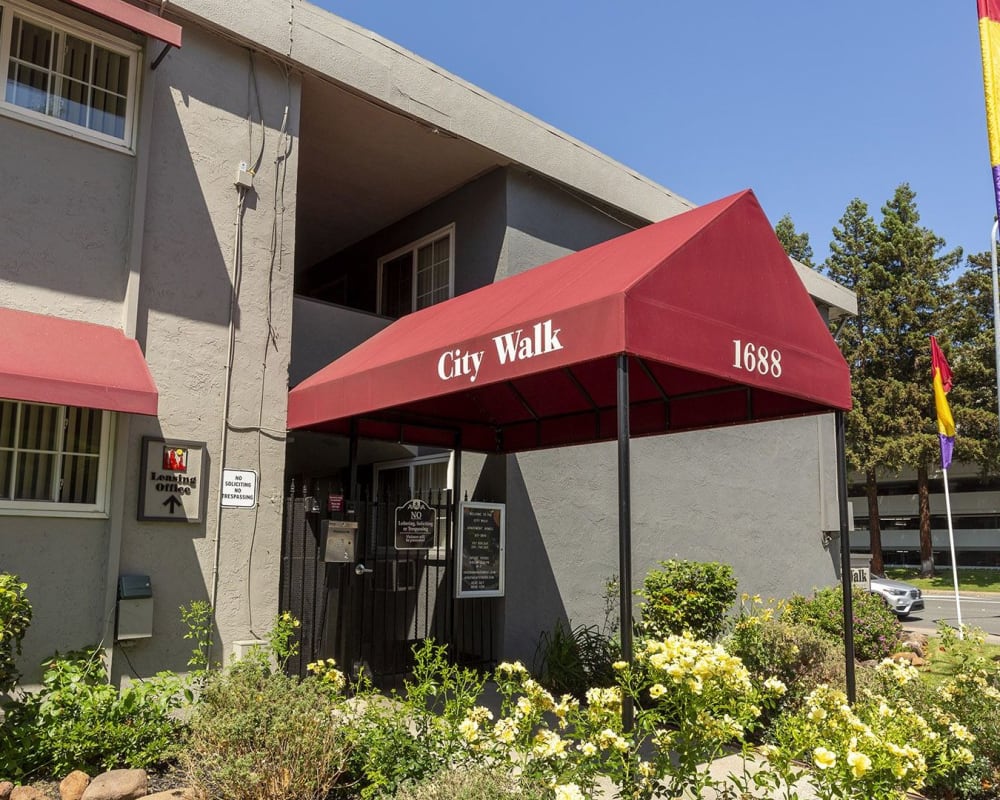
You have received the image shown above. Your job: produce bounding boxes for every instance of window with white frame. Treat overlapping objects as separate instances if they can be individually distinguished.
[0,399,111,513]
[0,1,139,148]
[374,453,452,550]
[377,226,454,318]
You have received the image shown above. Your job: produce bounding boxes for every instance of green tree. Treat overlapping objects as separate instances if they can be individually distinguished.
[825,186,962,576]
[944,251,1000,472]
[775,213,814,267]
[823,198,890,573]
[873,185,962,576]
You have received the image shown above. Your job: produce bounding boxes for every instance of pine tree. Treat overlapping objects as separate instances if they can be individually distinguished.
[945,251,1000,472]
[775,214,815,267]
[823,198,890,573]
[874,185,962,576]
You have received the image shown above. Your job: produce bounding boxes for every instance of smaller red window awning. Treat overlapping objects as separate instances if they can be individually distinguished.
[0,307,158,416]
[63,0,182,49]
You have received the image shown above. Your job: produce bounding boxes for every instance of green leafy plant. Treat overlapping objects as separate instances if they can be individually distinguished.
[0,648,186,780]
[784,585,901,662]
[0,573,31,693]
[180,600,213,671]
[637,559,737,641]
[181,644,353,800]
[534,618,617,699]
[348,640,488,800]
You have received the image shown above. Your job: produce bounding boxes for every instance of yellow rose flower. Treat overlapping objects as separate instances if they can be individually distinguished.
[847,750,871,778]
[813,747,837,770]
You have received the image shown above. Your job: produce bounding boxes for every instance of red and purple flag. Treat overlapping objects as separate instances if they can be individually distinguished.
[931,336,956,470]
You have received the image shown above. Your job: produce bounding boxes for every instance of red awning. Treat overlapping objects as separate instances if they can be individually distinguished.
[0,308,158,415]
[63,0,182,49]
[287,190,851,452]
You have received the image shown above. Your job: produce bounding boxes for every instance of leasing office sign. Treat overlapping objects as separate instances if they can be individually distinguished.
[436,319,563,385]
[138,437,206,522]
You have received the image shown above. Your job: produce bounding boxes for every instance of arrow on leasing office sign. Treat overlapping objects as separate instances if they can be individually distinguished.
[162,495,183,514]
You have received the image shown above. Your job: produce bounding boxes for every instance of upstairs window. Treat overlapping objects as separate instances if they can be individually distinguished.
[0,399,111,514]
[0,2,139,148]
[377,225,454,318]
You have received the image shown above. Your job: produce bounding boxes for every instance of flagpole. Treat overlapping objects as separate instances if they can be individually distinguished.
[942,467,964,640]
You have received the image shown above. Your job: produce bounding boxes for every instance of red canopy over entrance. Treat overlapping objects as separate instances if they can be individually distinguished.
[288,190,850,448]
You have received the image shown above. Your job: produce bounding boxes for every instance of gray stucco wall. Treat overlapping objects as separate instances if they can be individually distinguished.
[290,298,391,387]
[300,167,508,306]
[0,112,133,329]
[499,415,841,663]
[1,16,300,683]
[499,169,645,279]
[118,24,301,677]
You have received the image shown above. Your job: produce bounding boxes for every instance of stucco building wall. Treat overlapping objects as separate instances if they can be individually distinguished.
[0,17,300,681]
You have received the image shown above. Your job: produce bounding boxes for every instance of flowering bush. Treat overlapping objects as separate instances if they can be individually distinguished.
[784,586,901,661]
[746,660,976,800]
[348,640,489,799]
[481,632,783,800]
[727,595,846,715]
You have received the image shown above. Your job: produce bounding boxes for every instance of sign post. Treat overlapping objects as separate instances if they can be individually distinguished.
[456,502,505,598]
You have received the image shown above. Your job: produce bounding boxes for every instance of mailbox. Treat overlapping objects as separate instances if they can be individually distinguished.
[321,520,358,563]
[116,574,153,640]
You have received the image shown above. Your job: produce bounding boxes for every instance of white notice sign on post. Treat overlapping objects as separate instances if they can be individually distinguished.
[221,469,257,508]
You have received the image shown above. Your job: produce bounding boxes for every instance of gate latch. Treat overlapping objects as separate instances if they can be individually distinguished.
[354,562,374,576]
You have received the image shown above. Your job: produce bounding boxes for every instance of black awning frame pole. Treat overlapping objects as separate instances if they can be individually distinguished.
[451,436,462,655]
[836,411,857,703]
[348,418,359,501]
[617,354,634,732]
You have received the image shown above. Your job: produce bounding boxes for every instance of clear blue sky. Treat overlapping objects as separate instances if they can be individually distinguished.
[318,1,991,265]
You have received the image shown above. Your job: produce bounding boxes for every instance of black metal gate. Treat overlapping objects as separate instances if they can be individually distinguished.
[279,480,496,683]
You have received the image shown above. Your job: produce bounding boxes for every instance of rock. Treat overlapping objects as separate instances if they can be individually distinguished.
[899,639,925,658]
[60,771,91,800]
[10,788,47,800]
[0,781,12,800]
[891,651,926,666]
[80,770,147,800]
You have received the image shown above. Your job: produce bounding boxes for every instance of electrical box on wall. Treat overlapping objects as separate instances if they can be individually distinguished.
[320,520,357,563]
[116,574,153,641]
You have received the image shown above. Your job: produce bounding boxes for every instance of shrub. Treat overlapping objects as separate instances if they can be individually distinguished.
[906,631,1000,799]
[533,618,617,699]
[0,648,186,780]
[757,671,977,800]
[0,573,31,693]
[726,598,846,714]
[784,585,901,661]
[348,640,488,800]
[637,560,737,641]
[392,766,549,800]
[181,648,353,800]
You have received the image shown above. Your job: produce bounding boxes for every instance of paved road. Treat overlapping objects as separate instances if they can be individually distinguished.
[900,593,1000,639]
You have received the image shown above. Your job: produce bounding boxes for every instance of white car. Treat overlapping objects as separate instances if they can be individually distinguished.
[870,575,924,619]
